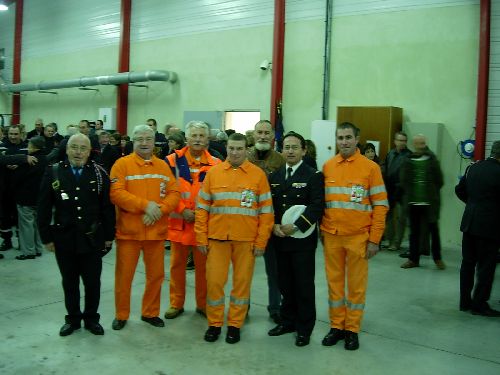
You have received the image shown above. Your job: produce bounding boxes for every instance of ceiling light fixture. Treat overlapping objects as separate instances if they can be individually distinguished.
[0,2,8,12]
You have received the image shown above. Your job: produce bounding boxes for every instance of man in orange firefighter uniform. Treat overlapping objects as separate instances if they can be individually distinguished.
[164,121,220,320]
[110,124,180,331]
[195,133,274,344]
[321,122,388,351]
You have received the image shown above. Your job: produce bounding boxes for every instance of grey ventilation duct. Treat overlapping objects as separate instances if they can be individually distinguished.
[0,70,177,93]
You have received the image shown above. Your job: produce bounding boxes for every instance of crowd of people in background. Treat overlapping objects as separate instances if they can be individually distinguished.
[0,117,498,349]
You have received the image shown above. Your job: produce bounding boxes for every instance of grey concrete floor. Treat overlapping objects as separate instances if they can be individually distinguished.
[0,240,499,375]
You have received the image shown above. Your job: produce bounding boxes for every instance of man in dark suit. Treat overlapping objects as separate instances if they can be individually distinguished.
[267,131,325,347]
[96,131,120,174]
[455,140,500,317]
[37,133,115,336]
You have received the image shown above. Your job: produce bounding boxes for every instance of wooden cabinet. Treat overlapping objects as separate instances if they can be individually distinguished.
[337,106,403,161]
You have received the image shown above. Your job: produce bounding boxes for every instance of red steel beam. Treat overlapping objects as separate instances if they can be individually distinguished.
[11,0,24,125]
[116,0,131,135]
[269,0,285,127]
[474,0,490,161]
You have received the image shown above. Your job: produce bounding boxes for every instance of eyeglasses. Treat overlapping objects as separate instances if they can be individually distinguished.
[134,137,154,143]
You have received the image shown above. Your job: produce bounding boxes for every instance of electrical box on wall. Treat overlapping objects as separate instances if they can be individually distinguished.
[98,108,116,130]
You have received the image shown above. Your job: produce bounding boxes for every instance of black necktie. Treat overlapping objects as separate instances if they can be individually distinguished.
[287,167,293,180]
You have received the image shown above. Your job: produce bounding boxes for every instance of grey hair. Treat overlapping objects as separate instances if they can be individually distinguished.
[491,140,500,159]
[216,131,228,141]
[132,124,155,140]
[185,121,209,138]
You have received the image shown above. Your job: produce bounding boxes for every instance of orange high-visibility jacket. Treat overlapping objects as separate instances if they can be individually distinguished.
[110,152,180,240]
[166,146,220,245]
[195,159,274,249]
[320,149,388,244]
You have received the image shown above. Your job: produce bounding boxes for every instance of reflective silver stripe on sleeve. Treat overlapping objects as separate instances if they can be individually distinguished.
[259,205,274,214]
[209,206,258,216]
[328,298,346,308]
[207,297,225,306]
[325,187,352,195]
[125,174,170,182]
[230,296,250,305]
[258,192,272,202]
[346,300,365,310]
[325,201,372,212]
[189,168,200,173]
[369,185,386,196]
[198,191,211,201]
[197,203,211,211]
[212,192,242,200]
[181,192,191,199]
[372,199,389,207]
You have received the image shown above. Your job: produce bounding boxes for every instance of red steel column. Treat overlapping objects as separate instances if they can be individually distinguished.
[116,0,131,135]
[269,0,285,126]
[474,0,490,161]
[11,0,24,125]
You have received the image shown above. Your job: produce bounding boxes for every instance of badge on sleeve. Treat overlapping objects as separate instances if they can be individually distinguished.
[52,180,60,191]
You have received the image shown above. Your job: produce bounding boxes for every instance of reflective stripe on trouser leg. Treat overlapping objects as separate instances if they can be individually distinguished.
[345,232,369,333]
[206,240,232,327]
[323,231,347,329]
[227,241,255,328]
[169,242,189,309]
[115,240,142,320]
[141,240,166,318]
[193,247,208,310]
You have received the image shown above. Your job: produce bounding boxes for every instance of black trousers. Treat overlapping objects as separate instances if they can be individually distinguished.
[55,248,102,325]
[408,205,441,263]
[460,232,499,311]
[276,249,316,337]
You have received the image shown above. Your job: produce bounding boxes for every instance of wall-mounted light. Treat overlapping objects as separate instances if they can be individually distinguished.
[260,59,272,71]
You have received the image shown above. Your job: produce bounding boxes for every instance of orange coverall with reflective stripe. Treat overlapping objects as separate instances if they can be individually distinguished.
[195,160,274,328]
[110,153,180,320]
[321,149,388,332]
[166,147,220,311]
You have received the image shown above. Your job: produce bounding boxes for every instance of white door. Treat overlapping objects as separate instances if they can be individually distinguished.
[311,120,337,170]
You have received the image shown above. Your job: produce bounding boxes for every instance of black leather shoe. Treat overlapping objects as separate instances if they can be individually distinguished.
[344,331,359,350]
[225,326,240,344]
[112,319,127,330]
[399,252,410,258]
[59,323,80,337]
[268,324,295,336]
[471,307,500,317]
[322,328,345,346]
[0,253,4,259]
[204,326,221,342]
[84,322,104,335]
[141,316,165,327]
[295,335,310,347]
[15,254,35,260]
[35,252,42,257]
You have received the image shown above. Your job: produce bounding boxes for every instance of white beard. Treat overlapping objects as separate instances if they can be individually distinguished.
[255,142,271,151]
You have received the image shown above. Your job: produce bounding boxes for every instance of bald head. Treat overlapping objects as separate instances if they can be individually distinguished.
[67,133,91,167]
[413,134,427,155]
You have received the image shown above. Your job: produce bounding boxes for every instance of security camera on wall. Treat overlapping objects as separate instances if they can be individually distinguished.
[260,59,271,71]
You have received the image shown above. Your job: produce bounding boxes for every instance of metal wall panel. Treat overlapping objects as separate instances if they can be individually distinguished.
[22,0,120,58]
[0,4,15,84]
[487,1,500,155]
[0,0,482,60]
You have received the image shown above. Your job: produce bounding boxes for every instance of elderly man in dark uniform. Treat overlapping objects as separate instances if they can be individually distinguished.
[37,133,115,336]
[455,140,500,317]
[267,132,324,347]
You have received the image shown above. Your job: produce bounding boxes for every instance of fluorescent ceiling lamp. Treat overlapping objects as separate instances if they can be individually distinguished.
[0,4,8,11]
